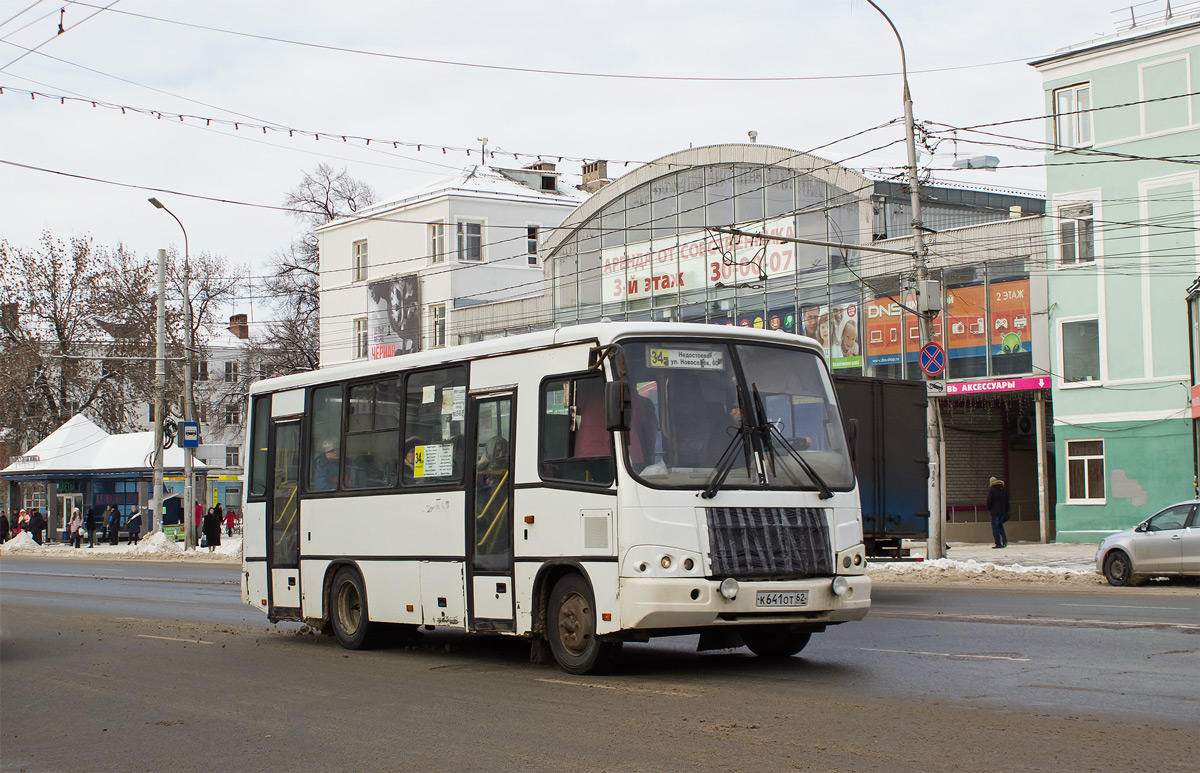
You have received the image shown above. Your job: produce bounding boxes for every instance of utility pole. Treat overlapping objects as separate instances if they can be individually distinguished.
[152,248,167,534]
[150,198,196,549]
[868,0,945,559]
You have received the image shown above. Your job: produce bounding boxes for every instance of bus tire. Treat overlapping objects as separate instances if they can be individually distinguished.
[330,566,374,650]
[547,574,621,674]
[741,625,811,658]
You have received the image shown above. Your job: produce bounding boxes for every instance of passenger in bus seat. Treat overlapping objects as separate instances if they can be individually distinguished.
[311,440,339,491]
[671,401,728,468]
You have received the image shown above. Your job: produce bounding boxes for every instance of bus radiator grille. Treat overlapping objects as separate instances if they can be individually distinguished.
[705,507,832,579]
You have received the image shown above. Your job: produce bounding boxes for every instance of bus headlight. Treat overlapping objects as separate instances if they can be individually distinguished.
[660,555,672,569]
[719,578,739,600]
[831,576,850,596]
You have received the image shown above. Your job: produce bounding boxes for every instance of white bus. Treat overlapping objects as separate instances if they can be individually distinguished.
[241,322,870,673]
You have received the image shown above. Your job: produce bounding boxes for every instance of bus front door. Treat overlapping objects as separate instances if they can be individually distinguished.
[467,392,515,631]
[266,420,301,617]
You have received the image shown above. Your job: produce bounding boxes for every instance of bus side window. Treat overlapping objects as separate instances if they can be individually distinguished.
[404,366,467,487]
[307,385,343,492]
[539,375,615,486]
[343,377,401,490]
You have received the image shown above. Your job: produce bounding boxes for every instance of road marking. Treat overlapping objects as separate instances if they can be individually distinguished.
[536,678,699,697]
[859,648,1030,662]
[0,569,236,585]
[1060,603,1189,611]
[136,635,216,645]
[872,610,1200,631]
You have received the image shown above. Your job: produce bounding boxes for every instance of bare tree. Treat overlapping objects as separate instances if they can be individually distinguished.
[260,163,377,374]
[0,234,161,451]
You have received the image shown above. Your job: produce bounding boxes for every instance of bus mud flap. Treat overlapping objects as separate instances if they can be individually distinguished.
[698,629,744,651]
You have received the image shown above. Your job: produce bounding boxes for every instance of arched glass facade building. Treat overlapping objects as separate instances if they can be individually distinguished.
[544,144,1042,383]
[544,145,872,374]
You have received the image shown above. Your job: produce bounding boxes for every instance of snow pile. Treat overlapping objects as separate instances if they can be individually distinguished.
[869,557,1104,586]
[1,531,39,553]
[127,531,184,557]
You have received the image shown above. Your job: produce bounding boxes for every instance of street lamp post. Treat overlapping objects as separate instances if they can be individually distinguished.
[866,0,945,559]
[149,197,196,550]
[152,248,167,537]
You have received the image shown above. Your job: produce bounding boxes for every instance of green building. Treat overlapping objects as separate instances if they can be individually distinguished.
[1032,10,1200,542]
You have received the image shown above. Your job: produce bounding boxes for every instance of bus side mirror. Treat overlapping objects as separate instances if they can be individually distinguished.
[605,381,631,432]
[847,418,859,467]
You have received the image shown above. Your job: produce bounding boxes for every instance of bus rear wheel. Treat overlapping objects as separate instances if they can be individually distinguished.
[330,567,374,650]
[741,625,812,658]
[547,574,621,674]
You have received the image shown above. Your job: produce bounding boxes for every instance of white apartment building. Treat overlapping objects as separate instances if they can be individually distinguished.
[316,162,593,367]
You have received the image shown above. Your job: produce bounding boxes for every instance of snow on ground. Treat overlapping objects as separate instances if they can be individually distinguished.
[1,529,242,562]
[869,557,1104,586]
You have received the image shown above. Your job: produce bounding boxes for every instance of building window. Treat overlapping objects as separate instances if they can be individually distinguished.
[225,445,240,467]
[353,317,368,359]
[526,225,540,266]
[225,404,241,426]
[457,222,482,262]
[352,239,368,282]
[1053,83,1092,148]
[431,304,446,348]
[541,175,556,191]
[1066,439,1104,503]
[224,361,241,383]
[1061,318,1100,383]
[1058,203,1094,265]
[199,404,208,424]
[430,222,445,263]
[195,360,209,381]
[1141,57,1189,134]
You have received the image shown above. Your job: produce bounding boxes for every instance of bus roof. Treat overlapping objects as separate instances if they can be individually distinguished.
[248,321,825,396]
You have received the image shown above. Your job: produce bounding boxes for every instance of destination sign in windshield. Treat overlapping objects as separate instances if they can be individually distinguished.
[647,348,726,370]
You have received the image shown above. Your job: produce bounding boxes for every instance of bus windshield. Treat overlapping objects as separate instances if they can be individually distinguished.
[620,339,854,492]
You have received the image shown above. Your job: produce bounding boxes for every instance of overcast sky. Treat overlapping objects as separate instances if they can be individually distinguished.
[0,0,1138,292]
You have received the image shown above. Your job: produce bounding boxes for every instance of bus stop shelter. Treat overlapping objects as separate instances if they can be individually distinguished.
[1,414,206,540]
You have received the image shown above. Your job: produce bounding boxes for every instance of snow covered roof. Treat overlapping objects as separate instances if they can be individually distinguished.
[0,414,207,477]
[319,163,590,231]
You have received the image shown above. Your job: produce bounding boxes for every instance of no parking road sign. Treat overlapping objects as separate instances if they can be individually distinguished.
[918,342,945,377]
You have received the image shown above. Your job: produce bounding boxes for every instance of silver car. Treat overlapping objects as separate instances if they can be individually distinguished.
[1096,500,1200,586]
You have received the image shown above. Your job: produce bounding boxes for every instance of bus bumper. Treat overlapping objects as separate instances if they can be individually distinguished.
[613,575,871,632]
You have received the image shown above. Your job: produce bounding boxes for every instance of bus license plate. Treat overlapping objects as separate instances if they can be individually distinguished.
[755,590,808,607]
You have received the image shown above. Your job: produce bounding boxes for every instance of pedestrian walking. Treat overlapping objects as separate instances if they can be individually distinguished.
[107,506,121,546]
[126,506,141,545]
[0,509,9,543]
[224,507,236,538]
[194,501,203,548]
[15,508,28,536]
[86,506,97,548]
[987,476,1010,549]
[202,507,221,553]
[69,507,84,548]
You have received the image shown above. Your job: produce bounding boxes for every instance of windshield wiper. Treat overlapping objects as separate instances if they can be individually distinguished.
[700,412,752,500]
[751,383,834,500]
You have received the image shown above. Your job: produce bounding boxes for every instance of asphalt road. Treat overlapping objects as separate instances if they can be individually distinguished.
[2,557,1197,772]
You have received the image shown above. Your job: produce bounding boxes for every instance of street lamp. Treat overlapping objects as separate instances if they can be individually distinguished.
[149,196,197,550]
[865,1,945,559]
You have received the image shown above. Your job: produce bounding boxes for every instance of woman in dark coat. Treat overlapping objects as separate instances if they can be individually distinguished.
[202,507,222,552]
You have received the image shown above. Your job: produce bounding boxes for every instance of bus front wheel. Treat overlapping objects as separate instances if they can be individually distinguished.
[547,574,621,674]
[741,625,811,658]
[330,567,374,650]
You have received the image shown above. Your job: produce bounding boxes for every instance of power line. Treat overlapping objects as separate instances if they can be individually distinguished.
[59,1,1041,84]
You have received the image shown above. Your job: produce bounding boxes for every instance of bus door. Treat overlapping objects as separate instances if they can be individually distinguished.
[266,420,301,616]
[467,392,515,631]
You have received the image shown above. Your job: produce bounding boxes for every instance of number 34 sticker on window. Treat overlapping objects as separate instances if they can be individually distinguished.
[647,348,726,370]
